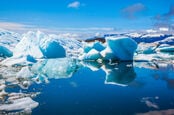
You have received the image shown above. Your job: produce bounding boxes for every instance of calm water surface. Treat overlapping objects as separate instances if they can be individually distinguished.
[1,58,174,115]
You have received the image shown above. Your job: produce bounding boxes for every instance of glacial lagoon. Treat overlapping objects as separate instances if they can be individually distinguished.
[0,58,174,115]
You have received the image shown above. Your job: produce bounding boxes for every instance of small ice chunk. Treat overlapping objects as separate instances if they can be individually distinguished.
[92,41,105,52]
[0,97,38,111]
[83,49,102,60]
[156,45,174,52]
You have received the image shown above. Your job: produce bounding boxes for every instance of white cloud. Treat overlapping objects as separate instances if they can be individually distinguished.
[0,21,116,36]
[67,1,81,9]
[0,22,27,30]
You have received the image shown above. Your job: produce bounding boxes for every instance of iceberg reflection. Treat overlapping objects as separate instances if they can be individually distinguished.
[31,58,81,80]
[82,61,136,86]
[0,58,174,114]
[102,62,136,86]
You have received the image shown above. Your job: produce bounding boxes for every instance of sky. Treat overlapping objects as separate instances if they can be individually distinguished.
[0,0,174,32]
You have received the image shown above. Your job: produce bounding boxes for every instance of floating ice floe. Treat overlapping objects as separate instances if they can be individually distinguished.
[132,33,172,43]
[0,97,38,111]
[158,36,174,45]
[136,43,159,54]
[156,45,174,52]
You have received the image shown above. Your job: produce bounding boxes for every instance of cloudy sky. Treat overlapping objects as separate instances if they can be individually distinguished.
[0,0,174,31]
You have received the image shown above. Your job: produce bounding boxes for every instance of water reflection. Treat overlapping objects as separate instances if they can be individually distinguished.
[102,62,136,86]
[0,58,174,114]
[83,61,136,86]
[134,62,174,89]
[31,58,81,82]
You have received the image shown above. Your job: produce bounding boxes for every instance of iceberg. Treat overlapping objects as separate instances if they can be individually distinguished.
[13,31,66,59]
[102,37,137,61]
[100,47,119,61]
[0,29,21,51]
[82,49,102,61]
[81,36,137,61]
[0,45,13,57]
[2,28,174,64]
[1,31,82,65]
[40,40,66,58]
[83,41,105,53]
[92,41,106,52]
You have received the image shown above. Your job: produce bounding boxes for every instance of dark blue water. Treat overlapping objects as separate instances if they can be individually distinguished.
[2,59,174,115]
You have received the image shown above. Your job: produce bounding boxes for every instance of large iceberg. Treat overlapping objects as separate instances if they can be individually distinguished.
[0,31,82,65]
[13,31,66,59]
[102,37,137,61]
[81,36,137,61]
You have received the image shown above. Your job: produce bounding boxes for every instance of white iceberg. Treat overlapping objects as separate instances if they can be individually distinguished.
[1,31,78,65]
[0,29,21,51]
[13,31,66,59]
